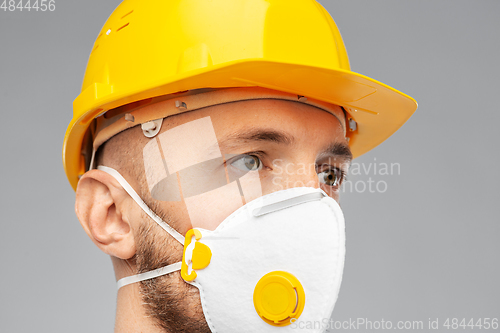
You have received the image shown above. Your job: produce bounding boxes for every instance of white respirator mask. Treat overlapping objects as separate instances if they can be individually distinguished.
[99,166,345,333]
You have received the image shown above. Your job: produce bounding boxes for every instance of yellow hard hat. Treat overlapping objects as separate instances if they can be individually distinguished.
[63,0,417,190]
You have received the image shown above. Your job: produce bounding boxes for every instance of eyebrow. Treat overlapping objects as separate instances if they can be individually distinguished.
[320,141,353,165]
[218,128,295,148]
[217,127,352,163]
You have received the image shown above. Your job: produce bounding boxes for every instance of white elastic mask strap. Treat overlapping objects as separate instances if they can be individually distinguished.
[97,166,185,244]
[116,262,182,290]
[96,165,184,290]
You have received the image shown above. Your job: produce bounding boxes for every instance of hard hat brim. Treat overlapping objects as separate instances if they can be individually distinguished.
[64,59,417,190]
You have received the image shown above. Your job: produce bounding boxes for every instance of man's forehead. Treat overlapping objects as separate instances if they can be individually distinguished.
[208,98,346,134]
[155,97,345,145]
[156,98,346,148]
[92,87,346,157]
[151,101,351,167]
[136,96,349,172]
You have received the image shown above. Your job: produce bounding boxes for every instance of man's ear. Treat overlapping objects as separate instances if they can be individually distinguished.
[75,169,136,259]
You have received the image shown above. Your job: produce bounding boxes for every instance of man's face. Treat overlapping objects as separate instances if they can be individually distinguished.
[129,98,351,331]
[141,98,350,232]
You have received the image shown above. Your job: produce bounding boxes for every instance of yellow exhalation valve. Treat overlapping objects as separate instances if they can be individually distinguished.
[253,271,306,326]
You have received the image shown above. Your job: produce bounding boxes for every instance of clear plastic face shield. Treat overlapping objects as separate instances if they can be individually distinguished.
[142,116,263,231]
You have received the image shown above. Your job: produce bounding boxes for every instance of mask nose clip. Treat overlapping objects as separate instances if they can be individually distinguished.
[181,229,212,282]
[252,191,325,217]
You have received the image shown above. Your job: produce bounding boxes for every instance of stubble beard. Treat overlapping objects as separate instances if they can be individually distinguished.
[135,219,211,333]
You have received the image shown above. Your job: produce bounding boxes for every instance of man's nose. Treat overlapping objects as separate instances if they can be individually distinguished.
[271,162,320,192]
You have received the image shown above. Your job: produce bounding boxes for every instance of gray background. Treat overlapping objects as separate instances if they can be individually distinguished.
[1,0,499,332]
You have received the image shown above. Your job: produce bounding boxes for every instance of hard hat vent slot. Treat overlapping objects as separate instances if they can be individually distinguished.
[117,23,130,32]
[121,10,134,19]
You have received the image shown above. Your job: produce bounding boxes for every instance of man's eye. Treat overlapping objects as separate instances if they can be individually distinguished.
[230,155,262,172]
[318,168,342,186]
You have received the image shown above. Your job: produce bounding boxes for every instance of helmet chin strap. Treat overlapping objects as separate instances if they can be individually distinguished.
[97,165,184,289]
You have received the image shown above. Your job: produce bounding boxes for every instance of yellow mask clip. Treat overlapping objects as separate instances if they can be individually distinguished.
[181,229,212,282]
